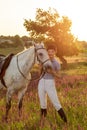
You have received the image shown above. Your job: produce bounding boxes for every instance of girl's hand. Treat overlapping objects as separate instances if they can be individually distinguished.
[46,69,61,79]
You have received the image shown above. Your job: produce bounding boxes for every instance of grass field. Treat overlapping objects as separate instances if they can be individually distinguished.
[0,47,87,130]
[0,46,23,55]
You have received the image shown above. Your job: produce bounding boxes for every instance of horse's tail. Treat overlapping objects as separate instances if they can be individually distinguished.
[0,80,4,89]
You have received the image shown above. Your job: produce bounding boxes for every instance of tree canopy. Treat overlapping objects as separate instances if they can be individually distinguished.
[24,8,79,66]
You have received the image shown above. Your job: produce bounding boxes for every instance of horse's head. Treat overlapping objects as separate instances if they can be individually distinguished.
[33,42,53,71]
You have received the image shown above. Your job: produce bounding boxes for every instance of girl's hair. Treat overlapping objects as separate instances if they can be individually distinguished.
[47,44,57,52]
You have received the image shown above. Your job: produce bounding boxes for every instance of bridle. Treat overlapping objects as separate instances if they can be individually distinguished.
[35,47,50,65]
[17,46,50,82]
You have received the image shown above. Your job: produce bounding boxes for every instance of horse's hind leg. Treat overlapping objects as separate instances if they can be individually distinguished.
[18,87,27,117]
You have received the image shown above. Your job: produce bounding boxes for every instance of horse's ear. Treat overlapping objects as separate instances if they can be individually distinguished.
[32,41,36,46]
[41,42,44,47]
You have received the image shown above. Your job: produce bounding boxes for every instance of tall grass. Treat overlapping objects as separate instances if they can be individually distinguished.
[0,82,87,130]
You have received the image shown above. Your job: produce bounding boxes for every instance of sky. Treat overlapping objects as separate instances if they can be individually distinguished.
[0,0,87,41]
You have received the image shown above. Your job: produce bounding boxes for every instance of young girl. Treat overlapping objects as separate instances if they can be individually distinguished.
[38,44,67,124]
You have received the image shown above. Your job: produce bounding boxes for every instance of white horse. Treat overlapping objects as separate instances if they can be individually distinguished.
[0,42,53,121]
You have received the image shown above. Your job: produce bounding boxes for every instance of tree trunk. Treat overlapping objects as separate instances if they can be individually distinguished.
[59,56,67,69]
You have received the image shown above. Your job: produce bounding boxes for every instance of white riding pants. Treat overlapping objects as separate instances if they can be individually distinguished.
[38,78,62,111]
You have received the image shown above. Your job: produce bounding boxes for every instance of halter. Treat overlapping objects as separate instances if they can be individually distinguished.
[17,46,50,81]
[35,47,50,65]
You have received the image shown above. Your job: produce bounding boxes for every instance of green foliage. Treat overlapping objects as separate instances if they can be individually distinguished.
[24,8,79,57]
[13,35,24,46]
[0,35,24,49]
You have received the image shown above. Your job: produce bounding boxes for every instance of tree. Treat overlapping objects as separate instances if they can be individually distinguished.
[13,35,23,47]
[24,8,79,68]
[21,36,33,48]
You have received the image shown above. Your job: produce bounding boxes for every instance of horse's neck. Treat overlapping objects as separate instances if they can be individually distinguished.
[17,47,35,73]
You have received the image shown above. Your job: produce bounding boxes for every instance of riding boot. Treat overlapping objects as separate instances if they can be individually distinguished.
[41,108,47,117]
[58,108,67,123]
[40,108,47,127]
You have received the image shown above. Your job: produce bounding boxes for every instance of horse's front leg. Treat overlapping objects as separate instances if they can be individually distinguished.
[5,90,13,122]
[18,96,23,117]
[18,87,27,117]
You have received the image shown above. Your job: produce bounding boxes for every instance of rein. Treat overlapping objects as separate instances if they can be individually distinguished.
[17,55,31,81]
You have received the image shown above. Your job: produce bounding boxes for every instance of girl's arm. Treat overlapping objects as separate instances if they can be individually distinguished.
[46,69,61,79]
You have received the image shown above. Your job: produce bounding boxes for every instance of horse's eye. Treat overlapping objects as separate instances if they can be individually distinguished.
[39,53,43,57]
